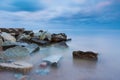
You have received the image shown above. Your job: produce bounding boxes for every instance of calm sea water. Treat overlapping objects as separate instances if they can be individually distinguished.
[0,27,120,80]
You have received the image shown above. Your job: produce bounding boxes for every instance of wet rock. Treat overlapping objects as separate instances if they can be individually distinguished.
[1,41,17,50]
[51,33,67,42]
[24,43,40,54]
[0,46,3,51]
[27,38,50,46]
[17,34,32,41]
[42,55,62,67]
[1,43,40,59]
[34,30,52,41]
[40,62,48,68]
[0,35,4,45]
[1,46,29,59]
[2,45,16,51]
[73,50,98,60]
[1,28,71,47]
[0,61,33,74]
[1,32,16,42]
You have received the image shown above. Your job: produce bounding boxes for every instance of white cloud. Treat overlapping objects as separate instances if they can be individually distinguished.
[0,0,118,25]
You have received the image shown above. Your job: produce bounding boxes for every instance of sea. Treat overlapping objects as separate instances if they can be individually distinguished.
[0,24,120,80]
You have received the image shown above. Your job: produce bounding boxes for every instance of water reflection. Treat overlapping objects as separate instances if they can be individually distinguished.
[72,58,98,70]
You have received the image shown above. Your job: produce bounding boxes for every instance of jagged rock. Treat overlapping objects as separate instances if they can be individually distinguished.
[51,33,67,42]
[73,50,98,60]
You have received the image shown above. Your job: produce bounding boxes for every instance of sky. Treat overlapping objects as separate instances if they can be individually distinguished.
[0,0,120,29]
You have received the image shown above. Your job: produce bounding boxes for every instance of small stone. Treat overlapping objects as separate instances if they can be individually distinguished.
[40,62,48,68]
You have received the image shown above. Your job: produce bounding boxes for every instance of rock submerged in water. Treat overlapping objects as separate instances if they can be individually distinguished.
[73,50,98,60]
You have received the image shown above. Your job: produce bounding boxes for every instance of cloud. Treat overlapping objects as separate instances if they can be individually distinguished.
[0,0,120,26]
[95,1,112,11]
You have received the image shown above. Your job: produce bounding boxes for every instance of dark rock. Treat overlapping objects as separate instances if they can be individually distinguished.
[51,33,67,42]
[73,50,98,60]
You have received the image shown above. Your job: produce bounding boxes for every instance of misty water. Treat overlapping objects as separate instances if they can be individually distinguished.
[0,28,120,80]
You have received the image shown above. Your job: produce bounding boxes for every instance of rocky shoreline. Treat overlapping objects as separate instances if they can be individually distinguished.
[0,28,98,75]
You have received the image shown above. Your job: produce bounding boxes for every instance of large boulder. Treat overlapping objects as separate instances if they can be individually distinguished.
[73,50,98,60]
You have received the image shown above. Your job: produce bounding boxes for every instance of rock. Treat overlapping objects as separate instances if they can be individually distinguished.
[1,46,29,59]
[1,41,17,50]
[0,46,3,51]
[42,55,62,67]
[0,61,33,74]
[0,35,4,45]
[1,32,16,42]
[40,62,48,68]
[17,34,32,41]
[23,30,33,35]
[0,28,24,39]
[26,38,50,46]
[0,28,9,33]
[34,30,52,41]
[24,43,40,54]
[73,50,98,60]
[51,33,67,42]
[1,43,40,58]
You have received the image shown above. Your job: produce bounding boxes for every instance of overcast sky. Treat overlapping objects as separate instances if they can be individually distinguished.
[0,0,120,29]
